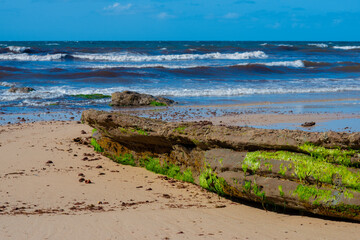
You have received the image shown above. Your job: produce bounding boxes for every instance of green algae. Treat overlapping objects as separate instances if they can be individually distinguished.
[199,167,226,196]
[278,185,285,197]
[130,127,148,136]
[140,157,194,183]
[244,151,360,191]
[243,180,266,200]
[150,101,167,106]
[111,153,136,166]
[72,94,111,99]
[174,126,187,134]
[90,138,104,153]
[299,143,359,167]
[292,184,335,205]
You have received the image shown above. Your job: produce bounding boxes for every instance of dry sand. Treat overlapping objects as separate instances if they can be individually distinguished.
[0,121,359,240]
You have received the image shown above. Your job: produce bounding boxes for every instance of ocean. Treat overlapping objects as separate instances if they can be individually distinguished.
[0,41,360,124]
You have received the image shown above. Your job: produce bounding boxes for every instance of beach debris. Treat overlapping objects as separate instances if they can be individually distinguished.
[301,121,316,127]
[81,130,87,134]
[46,160,53,164]
[95,165,102,168]
[82,109,360,221]
[78,173,85,177]
[8,87,35,93]
[85,179,92,184]
[79,178,85,182]
[110,90,176,107]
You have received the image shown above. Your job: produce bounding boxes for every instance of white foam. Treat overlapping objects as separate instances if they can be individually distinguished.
[80,63,212,69]
[276,44,294,47]
[80,60,305,70]
[0,53,66,61]
[308,43,328,48]
[333,46,360,50]
[237,60,305,68]
[6,46,31,53]
[72,51,268,62]
[1,84,359,104]
[45,43,60,46]
[0,81,15,87]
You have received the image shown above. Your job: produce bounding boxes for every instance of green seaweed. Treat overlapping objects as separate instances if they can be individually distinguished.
[242,180,266,200]
[244,151,360,191]
[140,157,194,183]
[111,153,136,166]
[278,185,285,197]
[174,126,187,134]
[199,167,226,196]
[299,142,359,167]
[90,138,104,153]
[150,101,167,106]
[292,184,336,205]
[131,127,148,136]
[92,128,97,134]
[72,94,111,99]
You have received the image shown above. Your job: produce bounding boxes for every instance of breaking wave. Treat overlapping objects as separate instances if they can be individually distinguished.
[0,53,68,61]
[333,46,360,50]
[308,43,328,48]
[72,51,268,62]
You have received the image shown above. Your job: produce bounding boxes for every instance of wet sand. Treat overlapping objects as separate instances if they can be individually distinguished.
[0,121,359,239]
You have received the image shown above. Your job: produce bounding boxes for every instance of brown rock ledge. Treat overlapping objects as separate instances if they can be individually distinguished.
[81,109,360,221]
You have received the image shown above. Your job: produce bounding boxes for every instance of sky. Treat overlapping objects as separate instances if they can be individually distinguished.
[1,0,360,41]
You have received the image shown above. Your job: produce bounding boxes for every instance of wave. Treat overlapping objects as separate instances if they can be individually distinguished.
[6,46,32,53]
[45,43,60,46]
[253,60,304,68]
[81,60,306,70]
[0,81,15,87]
[2,85,360,103]
[333,46,360,50]
[308,43,328,48]
[72,51,268,62]
[0,53,68,61]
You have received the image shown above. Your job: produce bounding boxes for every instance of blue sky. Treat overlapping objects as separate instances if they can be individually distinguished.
[1,0,360,41]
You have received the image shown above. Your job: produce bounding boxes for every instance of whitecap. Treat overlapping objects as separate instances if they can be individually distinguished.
[308,43,328,48]
[333,46,360,50]
[6,46,31,53]
[0,53,66,61]
[72,51,268,62]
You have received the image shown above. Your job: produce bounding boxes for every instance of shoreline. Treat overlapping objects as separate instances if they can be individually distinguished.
[0,121,359,239]
[1,97,360,132]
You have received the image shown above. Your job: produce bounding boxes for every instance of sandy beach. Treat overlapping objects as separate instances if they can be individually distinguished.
[0,120,359,240]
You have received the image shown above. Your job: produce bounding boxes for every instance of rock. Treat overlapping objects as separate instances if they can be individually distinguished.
[8,87,35,93]
[301,121,316,127]
[81,109,360,221]
[110,91,175,107]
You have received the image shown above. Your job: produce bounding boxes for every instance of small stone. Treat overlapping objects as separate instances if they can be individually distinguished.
[46,160,53,164]
[79,178,85,182]
[81,130,87,134]
[78,173,85,177]
[301,122,316,127]
[96,165,102,169]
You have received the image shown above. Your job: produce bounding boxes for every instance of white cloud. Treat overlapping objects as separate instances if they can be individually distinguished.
[157,12,175,19]
[223,13,239,19]
[104,3,132,12]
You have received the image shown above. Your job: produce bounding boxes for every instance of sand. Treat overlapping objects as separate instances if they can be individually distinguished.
[0,121,359,240]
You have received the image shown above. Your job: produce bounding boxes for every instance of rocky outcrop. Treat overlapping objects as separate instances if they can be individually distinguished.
[110,91,175,107]
[9,87,35,93]
[82,109,360,221]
